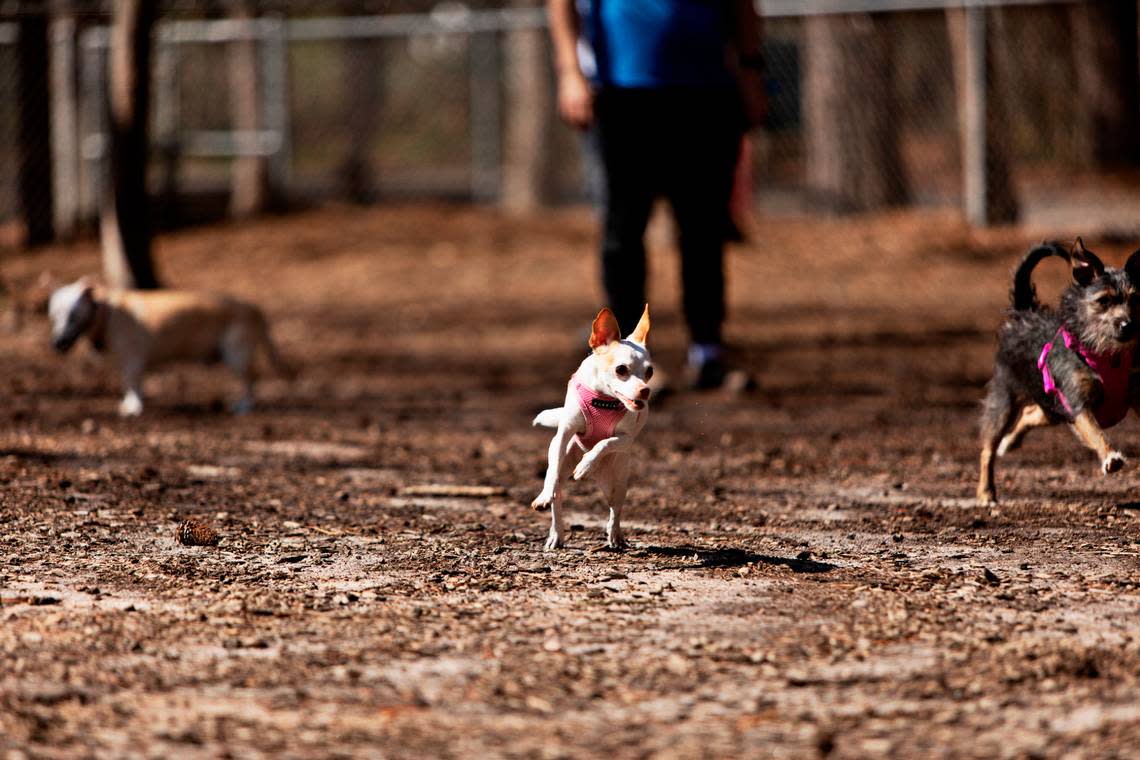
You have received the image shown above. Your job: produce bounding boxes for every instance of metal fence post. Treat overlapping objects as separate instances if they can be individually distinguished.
[261,15,291,198]
[963,3,987,226]
[154,34,181,223]
[49,15,80,239]
[78,28,108,224]
[469,30,501,203]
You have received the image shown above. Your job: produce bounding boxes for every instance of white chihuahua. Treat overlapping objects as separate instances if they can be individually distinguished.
[531,305,652,550]
[48,278,293,417]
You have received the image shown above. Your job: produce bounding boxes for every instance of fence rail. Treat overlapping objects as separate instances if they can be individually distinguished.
[758,0,1076,14]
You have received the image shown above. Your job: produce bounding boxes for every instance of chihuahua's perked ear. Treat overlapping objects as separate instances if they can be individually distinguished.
[627,304,650,346]
[1071,237,1105,286]
[588,308,621,350]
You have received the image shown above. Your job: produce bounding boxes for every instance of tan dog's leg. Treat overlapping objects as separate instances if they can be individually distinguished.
[1070,410,1126,474]
[996,404,1049,457]
[222,324,256,414]
[119,359,145,417]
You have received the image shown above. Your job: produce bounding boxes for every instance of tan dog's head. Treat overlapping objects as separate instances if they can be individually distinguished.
[587,305,653,412]
[48,279,97,353]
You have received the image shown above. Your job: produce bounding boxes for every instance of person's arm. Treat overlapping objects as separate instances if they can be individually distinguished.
[548,0,594,129]
[729,0,767,128]
[730,0,764,61]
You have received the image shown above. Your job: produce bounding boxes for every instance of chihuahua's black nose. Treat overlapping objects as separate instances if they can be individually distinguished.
[637,386,650,400]
[1119,321,1136,340]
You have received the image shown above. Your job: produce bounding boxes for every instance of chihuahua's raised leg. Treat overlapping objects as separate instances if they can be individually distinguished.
[996,403,1048,457]
[1070,410,1126,474]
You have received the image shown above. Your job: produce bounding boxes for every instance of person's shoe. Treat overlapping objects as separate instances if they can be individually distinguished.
[685,356,727,390]
[684,356,757,393]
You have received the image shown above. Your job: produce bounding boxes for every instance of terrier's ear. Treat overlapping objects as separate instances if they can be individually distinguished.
[37,271,59,290]
[1071,237,1105,286]
[1125,248,1140,286]
[626,304,651,346]
[588,308,621,350]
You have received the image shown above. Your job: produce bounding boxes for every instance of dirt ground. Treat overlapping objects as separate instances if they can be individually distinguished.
[2,205,1139,759]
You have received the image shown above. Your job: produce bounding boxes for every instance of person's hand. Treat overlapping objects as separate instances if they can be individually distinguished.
[737,67,767,129]
[557,70,594,129]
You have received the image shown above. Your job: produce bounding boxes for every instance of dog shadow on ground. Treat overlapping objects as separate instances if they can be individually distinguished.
[639,544,837,574]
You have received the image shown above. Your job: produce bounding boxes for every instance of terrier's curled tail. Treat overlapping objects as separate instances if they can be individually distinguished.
[1011,242,1069,311]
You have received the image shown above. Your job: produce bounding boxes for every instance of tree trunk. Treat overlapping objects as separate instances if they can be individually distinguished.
[17,13,54,246]
[946,7,1019,225]
[227,0,274,217]
[101,0,160,289]
[803,13,907,214]
[1068,1,1140,166]
[501,4,554,212]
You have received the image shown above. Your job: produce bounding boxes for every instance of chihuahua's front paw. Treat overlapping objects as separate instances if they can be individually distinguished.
[976,486,997,507]
[605,529,628,551]
[544,530,565,550]
[1102,451,1126,475]
[118,395,143,418]
[531,490,555,512]
[573,456,597,481]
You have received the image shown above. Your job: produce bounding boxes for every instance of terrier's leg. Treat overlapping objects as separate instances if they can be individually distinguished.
[977,384,1016,505]
[996,403,1049,456]
[1070,410,1125,474]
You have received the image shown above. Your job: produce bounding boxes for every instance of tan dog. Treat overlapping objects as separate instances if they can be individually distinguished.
[48,279,293,416]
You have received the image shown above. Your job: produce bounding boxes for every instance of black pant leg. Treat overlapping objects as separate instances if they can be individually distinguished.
[662,88,743,346]
[596,89,658,337]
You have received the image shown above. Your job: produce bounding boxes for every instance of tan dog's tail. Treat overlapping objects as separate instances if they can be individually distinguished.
[254,311,298,380]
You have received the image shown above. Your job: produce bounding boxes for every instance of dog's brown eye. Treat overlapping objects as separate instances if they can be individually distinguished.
[1098,296,1115,308]
[645,366,654,380]
[615,365,629,378]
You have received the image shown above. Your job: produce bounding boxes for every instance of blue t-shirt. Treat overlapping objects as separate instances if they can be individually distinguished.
[579,0,733,88]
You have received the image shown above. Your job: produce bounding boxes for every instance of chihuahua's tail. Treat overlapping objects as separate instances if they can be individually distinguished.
[254,311,299,380]
[532,408,563,428]
[1011,242,1069,311]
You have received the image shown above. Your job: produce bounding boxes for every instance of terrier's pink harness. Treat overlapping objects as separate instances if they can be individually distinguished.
[570,374,629,450]
[1038,327,1133,429]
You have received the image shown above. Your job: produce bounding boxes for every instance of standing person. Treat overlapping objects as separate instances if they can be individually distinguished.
[548,0,766,389]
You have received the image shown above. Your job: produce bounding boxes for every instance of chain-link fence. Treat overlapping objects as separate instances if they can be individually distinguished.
[2,0,1139,247]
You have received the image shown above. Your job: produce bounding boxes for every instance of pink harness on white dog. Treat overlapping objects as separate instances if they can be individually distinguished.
[1038,327,1132,429]
[570,374,628,450]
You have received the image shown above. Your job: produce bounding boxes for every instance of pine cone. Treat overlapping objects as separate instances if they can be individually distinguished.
[176,520,220,547]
